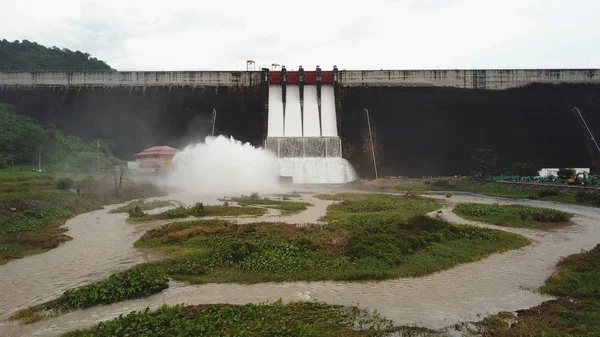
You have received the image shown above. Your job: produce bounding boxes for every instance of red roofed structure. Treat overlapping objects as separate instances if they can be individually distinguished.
[133,146,178,172]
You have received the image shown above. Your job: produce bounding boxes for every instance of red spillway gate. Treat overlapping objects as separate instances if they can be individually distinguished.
[269,70,335,84]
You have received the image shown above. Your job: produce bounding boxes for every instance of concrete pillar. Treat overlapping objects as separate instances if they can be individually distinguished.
[316,65,322,136]
[281,66,287,136]
[261,67,270,141]
[298,65,305,137]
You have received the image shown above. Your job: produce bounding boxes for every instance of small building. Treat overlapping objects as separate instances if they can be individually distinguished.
[133,146,178,172]
[538,168,590,178]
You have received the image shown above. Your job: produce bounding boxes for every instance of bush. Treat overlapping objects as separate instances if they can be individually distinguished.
[446,192,453,198]
[538,189,560,198]
[575,191,600,206]
[128,205,146,218]
[432,179,454,188]
[56,178,74,190]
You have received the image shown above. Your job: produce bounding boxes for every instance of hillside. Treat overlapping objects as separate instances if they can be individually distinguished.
[0,39,113,71]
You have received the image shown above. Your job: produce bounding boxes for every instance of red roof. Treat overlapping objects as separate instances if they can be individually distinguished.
[134,146,178,158]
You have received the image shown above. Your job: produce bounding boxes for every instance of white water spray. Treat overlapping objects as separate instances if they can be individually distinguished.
[167,135,280,194]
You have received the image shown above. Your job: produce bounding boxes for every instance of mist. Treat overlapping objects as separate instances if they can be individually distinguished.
[166,135,281,195]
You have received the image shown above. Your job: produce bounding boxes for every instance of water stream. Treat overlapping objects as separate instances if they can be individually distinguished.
[1,191,599,336]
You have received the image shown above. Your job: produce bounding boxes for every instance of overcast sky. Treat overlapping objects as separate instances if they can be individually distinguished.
[1,0,598,71]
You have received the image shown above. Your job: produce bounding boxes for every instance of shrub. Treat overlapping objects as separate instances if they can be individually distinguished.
[56,178,74,190]
[446,192,453,198]
[432,179,453,188]
[575,190,600,206]
[538,189,560,198]
[128,205,146,218]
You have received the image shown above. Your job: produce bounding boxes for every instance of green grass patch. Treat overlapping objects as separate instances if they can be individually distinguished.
[0,167,167,264]
[10,264,168,324]
[354,178,600,207]
[461,245,600,336]
[126,202,267,223]
[453,203,573,229]
[135,193,529,284]
[109,199,173,214]
[229,194,312,215]
[61,300,439,337]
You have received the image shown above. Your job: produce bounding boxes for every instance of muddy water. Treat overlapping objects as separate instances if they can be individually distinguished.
[1,191,599,336]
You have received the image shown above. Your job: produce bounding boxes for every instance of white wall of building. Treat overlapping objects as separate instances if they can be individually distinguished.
[538,168,590,177]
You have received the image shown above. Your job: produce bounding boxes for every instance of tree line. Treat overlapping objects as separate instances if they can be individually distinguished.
[0,103,122,172]
[0,39,114,71]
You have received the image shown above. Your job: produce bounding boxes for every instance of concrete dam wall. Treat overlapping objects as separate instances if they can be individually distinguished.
[2,68,600,177]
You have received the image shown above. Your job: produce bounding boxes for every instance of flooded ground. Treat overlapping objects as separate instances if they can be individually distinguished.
[1,189,599,336]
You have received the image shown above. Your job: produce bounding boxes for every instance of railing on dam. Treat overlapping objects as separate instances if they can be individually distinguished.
[2,69,600,90]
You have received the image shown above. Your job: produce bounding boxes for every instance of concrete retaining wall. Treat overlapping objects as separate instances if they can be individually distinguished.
[2,69,600,90]
[337,69,600,89]
[0,71,261,88]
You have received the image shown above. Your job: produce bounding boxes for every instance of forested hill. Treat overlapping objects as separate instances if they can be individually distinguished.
[0,39,114,71]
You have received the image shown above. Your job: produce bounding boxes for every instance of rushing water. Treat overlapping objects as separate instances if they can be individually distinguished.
[1,191,600,336]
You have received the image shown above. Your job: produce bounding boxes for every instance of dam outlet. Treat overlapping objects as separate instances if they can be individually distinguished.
[264,66,357,184]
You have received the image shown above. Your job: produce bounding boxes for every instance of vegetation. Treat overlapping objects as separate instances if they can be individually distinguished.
[508,162,542,177]
[10,264,168,323]
[126,202,267,223]
[453,203,572,229]
[109,199,173,214]
[62,301,437,337]
[558,167,577,180]
[0,103,121,171]
[0,39,113,71]
[134,193,529,284]
[471,147,498,176]
[462,244,600,336]
[353,178,600,207]
[0,167,166,264]
[229,193,312,215]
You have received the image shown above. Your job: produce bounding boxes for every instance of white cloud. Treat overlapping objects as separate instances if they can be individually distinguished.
[1,0,598,70]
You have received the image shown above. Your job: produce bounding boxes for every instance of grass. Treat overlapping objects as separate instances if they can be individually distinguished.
[10,264,168,324]
[12,192,531,327]
[134,193,530,284]
[228,193,312,215]
[460,244,600,337]
[109,199,173,213]
[353,178,600,206]
[453,203,573,229]
[61,300,440,337]
[126,202,267,223]
[0,167,167,264]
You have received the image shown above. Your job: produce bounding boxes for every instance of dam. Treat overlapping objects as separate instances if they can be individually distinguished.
[2,68,600,177]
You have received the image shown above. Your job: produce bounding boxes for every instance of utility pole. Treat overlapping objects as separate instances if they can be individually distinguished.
[212,109,217,137]
[365,108,379,179]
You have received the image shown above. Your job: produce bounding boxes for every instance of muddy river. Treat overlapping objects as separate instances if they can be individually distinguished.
[1,190,599,336]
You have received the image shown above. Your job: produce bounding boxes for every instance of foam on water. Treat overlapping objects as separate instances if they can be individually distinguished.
[278,157,357,184]
[167,135,280,194]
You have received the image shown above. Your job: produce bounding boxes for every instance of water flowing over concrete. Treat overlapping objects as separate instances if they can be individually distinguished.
[265,84,357,183]
[1,191,600,337]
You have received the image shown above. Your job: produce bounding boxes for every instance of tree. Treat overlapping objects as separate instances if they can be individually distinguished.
[509,162,542,177]
[0,39,114,71]
[471,147,498,177]
[557,168,576,180]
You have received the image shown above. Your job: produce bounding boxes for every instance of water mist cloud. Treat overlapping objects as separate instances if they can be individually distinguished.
[168,135,280,195]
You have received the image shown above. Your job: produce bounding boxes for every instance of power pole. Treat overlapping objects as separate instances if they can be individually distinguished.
[365,108,379,179]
